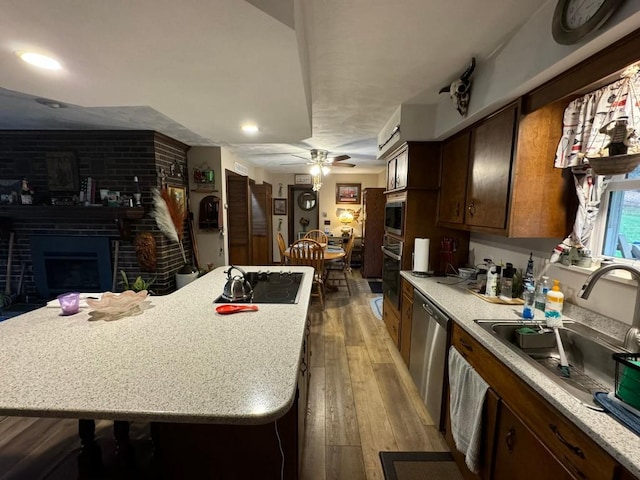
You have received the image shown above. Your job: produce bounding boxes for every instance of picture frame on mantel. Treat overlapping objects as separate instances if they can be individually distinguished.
[46,152,79,192]
[294,173,312,185]
[336,183,361,204]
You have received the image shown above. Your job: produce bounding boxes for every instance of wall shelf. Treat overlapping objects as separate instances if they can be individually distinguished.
[190,188,218,193]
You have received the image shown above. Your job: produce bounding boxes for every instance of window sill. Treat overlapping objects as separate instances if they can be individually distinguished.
[554,262,640,286]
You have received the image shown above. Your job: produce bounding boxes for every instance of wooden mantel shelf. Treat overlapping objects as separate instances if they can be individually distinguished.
[0,205,146,221]
[0,206,146,240]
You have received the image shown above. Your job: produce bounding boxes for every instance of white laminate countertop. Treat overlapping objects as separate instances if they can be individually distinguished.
[400,271,640,478]
[0,266,314,425]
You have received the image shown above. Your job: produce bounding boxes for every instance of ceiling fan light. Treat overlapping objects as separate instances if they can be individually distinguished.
[310,164,321,175]
[322,166,330,176]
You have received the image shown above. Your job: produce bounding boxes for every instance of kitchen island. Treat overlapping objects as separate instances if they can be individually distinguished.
[401,271,640,479]
[0,265,314,478]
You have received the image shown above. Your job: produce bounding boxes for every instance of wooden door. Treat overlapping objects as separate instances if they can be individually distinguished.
[466,104,517,230]
[439,132,470,225]
[361,187,385,278]
[250,182,272,265]
[226,171,251,265]
[493,401,576,480]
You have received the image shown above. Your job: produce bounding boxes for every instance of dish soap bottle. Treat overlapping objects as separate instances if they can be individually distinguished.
[545,279,564,321]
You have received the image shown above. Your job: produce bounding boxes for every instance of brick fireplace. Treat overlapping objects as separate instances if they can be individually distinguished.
[0,130,193,300]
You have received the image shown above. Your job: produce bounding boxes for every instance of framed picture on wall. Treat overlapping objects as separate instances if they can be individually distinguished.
[46,152,79,192]
[294,173,312,185]
[273,198,287,215]
[168,185,187,219]
[335,183,361,204]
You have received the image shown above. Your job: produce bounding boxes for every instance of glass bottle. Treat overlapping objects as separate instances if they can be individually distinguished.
[534,275,549,317]
[499,263,514,299]
[133,176,142,207]
[522,284,536,320]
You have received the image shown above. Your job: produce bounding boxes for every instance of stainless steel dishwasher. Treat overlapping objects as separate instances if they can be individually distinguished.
[409,289,449,426]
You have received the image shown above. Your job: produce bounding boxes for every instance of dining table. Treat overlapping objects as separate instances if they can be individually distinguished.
[284,244,345,261]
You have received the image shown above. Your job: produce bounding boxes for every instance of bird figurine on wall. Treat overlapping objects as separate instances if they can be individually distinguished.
[439,57,476,117]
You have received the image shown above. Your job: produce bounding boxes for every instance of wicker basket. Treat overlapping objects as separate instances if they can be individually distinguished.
[586,153,640,175]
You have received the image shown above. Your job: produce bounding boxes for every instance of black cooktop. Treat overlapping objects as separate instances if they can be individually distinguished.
[214,271,304,304]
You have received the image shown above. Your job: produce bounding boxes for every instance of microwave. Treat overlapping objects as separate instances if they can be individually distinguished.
[384,201,405,236]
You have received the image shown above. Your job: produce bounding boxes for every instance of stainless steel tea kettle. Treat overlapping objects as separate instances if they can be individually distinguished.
[222,266,253,302]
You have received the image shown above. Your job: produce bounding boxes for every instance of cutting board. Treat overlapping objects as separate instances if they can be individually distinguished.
[468,288,524,305]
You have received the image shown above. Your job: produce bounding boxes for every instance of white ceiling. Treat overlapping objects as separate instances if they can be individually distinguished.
[0,0,547,174]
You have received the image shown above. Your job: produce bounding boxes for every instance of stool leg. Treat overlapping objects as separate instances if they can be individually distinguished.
[77,419,103,477]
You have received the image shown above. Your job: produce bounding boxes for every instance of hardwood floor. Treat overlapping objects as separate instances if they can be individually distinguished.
[0,271,448,479]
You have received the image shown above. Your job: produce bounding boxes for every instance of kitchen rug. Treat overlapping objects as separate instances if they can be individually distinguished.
[379,451,463,480]
[368,281,383,294]
[370,296,383,321]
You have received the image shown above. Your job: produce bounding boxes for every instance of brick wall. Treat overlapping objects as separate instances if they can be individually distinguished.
[0,130,191,299]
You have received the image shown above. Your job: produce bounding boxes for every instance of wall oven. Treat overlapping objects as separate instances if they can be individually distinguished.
[384,200,405,236]
[381,235,403,309]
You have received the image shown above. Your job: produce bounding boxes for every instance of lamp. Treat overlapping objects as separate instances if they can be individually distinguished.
[339,210,354,234]
[309,150,330,192]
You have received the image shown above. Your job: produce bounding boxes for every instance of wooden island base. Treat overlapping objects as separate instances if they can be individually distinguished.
[153,394,300,480]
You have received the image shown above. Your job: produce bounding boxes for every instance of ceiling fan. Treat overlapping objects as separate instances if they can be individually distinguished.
[284,149,356,168]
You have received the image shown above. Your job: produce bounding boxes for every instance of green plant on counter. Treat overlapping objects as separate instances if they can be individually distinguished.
[120,270,156,294]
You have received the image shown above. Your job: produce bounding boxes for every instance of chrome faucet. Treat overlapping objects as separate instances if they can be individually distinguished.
[578,263,640,352]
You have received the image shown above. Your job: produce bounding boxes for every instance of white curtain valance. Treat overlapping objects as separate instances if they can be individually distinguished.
[554,71,640,169]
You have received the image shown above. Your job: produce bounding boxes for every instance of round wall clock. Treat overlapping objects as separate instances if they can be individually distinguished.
[552,0,625,45]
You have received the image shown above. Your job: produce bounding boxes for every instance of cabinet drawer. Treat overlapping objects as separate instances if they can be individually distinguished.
[402,278,414,299]
[451,323,617,480]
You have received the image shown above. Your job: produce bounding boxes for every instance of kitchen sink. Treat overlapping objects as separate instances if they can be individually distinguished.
[473,319,629,410]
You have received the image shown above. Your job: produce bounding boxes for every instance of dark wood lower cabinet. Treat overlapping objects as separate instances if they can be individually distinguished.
[493,401,576,480]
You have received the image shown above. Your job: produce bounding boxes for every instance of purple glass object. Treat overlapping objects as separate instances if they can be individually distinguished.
[57,292,80,315]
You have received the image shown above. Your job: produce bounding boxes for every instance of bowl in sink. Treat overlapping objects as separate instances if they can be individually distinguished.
[474,319,628,410]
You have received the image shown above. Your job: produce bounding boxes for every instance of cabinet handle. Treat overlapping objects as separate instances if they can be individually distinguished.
[505,426,515,453]
[455,202,460,217]
[549,424,585,459]
[467,200,476,217]
[459,337,473,352]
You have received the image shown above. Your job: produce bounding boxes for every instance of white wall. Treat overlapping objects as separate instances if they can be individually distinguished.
[187,147,224,271]
[432,1,640,139]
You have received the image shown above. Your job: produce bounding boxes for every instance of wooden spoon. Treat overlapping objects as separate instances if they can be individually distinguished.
[215,304,259,315]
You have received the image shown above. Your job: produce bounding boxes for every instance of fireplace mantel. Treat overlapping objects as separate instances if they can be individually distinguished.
[0,206,146,240]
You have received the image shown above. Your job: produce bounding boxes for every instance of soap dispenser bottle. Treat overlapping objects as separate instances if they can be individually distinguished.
[545,279,564,320]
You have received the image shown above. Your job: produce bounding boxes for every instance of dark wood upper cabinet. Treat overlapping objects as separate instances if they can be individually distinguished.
[438,100,569,238]
[438,132,471,225]
[467,104,517,231]
[385,142,441,193]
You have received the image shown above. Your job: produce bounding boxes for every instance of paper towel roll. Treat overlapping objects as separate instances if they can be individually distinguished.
[414,238,430,273]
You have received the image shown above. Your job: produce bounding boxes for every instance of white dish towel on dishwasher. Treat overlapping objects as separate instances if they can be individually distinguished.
[448,345,489,474]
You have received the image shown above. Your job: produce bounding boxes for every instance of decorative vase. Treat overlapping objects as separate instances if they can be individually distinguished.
[175,264,199,290]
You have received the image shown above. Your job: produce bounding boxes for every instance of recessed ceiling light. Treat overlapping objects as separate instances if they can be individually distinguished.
[241,124,259,134]
[16,51,62,70]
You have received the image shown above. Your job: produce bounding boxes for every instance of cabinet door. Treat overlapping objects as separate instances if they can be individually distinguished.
[439,132,470,225]
[395,151,409,190]
[400,291,413,366]
[493,401,576,480]
[387,157,397,191]
[466,104,517,230]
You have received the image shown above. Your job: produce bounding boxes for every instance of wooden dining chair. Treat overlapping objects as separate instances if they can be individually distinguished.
[277,232,287,265]
[304,229,328,245]
[326,234,355,295]
[288,238,325,309]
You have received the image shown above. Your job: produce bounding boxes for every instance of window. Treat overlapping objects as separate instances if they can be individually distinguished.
[593,165,640,260]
